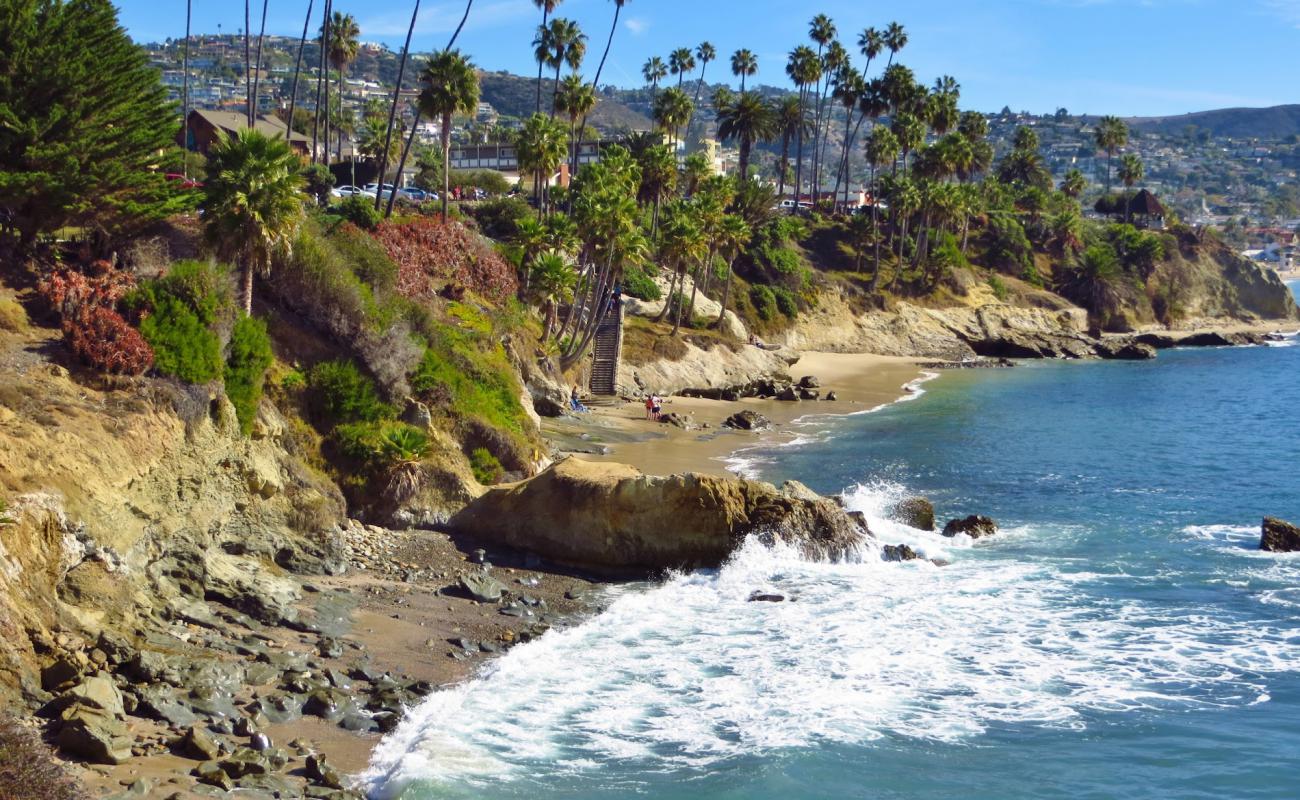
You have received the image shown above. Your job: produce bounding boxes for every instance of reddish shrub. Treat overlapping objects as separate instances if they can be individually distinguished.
[373,218,517,304]
[37,266,154,375]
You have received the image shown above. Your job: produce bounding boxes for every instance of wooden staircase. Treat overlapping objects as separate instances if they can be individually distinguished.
[588,301,623,399]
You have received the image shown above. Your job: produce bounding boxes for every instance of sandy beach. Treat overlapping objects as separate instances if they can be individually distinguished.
[545,353,927,477]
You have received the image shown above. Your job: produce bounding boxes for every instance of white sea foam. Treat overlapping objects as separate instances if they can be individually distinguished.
[360,486,1300,797]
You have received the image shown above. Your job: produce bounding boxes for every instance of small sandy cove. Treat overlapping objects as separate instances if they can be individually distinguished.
[545,352,928,478]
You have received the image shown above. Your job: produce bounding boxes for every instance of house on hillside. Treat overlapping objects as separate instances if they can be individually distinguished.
[179,109,310,156]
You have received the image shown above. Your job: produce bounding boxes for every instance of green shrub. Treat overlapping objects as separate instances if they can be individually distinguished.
[771,286,799,317]
[0,716,84,800]
[749,284,777,321]
[308,360,393,425]
[469,196,533,240]
[984,213,1033,276]
[329,223,398,291]
[622,265,662,301]
[302,163,335,206]
[380,424,431,463]
[334,421,430,469]
[410,317,528,438]
[225,315,274,435]
[988,275,1010,302]
[469,447,504,485]
[280,369,306,390]
[336,194,381,230]
[767,247,801,276]
[147,260,232,325]
[138,295,223,383]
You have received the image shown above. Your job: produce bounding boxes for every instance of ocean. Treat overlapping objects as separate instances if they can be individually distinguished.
[363,293,1300,800]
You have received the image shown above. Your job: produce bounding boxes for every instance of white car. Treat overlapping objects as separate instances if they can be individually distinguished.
[363,183,400,199]
[331,185,364,198]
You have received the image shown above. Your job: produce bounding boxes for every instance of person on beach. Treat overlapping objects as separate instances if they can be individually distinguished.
[570,385,588,413]
[651,394,662,421]
[644,395,656,420]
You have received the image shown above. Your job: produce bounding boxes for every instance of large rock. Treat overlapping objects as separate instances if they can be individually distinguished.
[723,410,771,431]
[1096,339,1158,360]
[942,515,999,540]
[890,498,936,531]
[55,702,131,764]
[1261,517,1300,552]
[446,459,867,574]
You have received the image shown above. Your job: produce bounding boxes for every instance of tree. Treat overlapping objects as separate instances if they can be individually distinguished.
[534,17,585,118]
[863,126,898,290]
[716,91,776,182]
[285,0,315,171]
[653,87,693,151]
[786,45,821,209]
[884,21,908,66]
[774,95,807,201]
[1095,115,1129,193]
[590,0,628,94]
[634,143,676,233]
[807,15,838,200]
[669,47,696,89]
[687,41,716,139]
[532,0,563,113]
[731,49,758,92]
[1119,153,1144,222]
[323,11,360,165]
[0,0,190,251]
[556,74,596,177]
[530,251,576,339]
[714,213,751,329]
[417,49,480,222]
[643,56,668,99]
[829,69,864,208]
[1061,168,1087,200]
[515,113,569,216]
[202,129,305,314]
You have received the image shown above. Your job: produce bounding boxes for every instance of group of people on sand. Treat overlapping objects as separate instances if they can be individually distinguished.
[643,393,663,422]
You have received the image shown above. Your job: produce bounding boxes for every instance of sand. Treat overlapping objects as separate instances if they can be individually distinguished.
[545,353,927,477]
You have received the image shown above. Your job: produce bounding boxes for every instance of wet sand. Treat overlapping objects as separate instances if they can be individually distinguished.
[546,353,927,477]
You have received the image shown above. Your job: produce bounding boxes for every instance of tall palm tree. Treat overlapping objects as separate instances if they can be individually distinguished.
[516,113,569,216]
[1061,168,1087,200]
[731,49,758,92]
[716,91,776,181]
[830,70,864,208]
[557,74,596,176]
[385,0,474,218]
[643,56,668,99]
[774,95,806,201]
[786,45,820,209]
[714,213,751,329]
[1119,153,1144,222]
[417,49,480,222]
[535,18,584,118]
[285,0,315,155]
[250,0,269,124]
[181,0,192,176]
[202,129,305,315]
[573,0,629,198]
[692,42,716,106]
[864,126,898,291]
[244,0,253,125]
[814,42,849,199]
[532,0,562,113]
[653,86,693,152]
[635,142,676,233]
[375,0,419,209]
[807,14,837,200]
[324,11,360,170]
[884,21,908,67]
[1095,115,1129,193]
[669,47,695,89]
[312,0,331,164]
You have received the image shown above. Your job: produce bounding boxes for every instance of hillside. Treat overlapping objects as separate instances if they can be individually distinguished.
[478,71,653,132]
[1125,104,1300,140]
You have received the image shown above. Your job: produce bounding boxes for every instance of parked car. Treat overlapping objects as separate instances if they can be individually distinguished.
[331,185,364,198]
[398,187,428,202]
[362,183,400,199]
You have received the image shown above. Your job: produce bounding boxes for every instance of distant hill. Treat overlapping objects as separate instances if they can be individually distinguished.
[1125,105,1300,140]
[478,71,653,134]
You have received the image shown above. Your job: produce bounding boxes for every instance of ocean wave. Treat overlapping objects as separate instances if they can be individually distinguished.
[360,485,1300,798]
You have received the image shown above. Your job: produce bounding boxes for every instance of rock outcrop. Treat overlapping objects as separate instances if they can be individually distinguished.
[942,515,999,539]
[890,498,936,531]
[446,458,867,574]
[1261,517,1300,552]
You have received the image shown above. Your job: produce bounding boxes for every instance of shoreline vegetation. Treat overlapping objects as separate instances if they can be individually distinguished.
[3,0,1300,798]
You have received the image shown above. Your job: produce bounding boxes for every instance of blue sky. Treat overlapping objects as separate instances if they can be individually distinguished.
[121,0,1298,116]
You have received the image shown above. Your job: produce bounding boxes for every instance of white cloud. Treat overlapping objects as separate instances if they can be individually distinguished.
[1261,0,1300,27]
[624,17,649,36]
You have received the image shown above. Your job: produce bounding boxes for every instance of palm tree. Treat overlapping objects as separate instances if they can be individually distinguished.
[375,0,419,210]
[530,251,577,340]
[716,91,776,181]
[532,0,562,113]
[669,47,695,89]
[714,213,751,329]
[324,11,360,165]
[731,49,757,92]
[311,0,331,164]
[1061,168,1087,200]
[516,113,569,216]
[785,46,819,209]
[418,49,480,222]
[557,74,596,176]
[251,0,269,125]
[830,70,863,209]
[691,41,716,111]
[643,56,668,99]
[635,142,676,233]
[653,86,693,151]
[1119,153,1144,222]
[807,14,837,200]
[774,95,806,201]
[590,0,628,92]
[1095,115,1129,194]
[201,129,305,315]
[885,175,921,290]
[284,0,315,161]
[535,18,585,118]
[863,126,898,290]
[884,21,908,67]
[243,0,252,125]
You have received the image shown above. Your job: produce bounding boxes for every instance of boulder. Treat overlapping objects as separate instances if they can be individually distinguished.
[799,388,821,401]
[446,458,868,574]
[458,573,506,603]
[882,544,921,562]
[176,724,222,761]
[890,497,936,532]
[1096,339,1158,360]
[1261,517,1300,552]
[775,386,800,402]
[825,391,838,401]
[798,376,821,389]
[942,515,999,539]
[55,703,131,764]
[659,412,691,429]
[722,410,771,432]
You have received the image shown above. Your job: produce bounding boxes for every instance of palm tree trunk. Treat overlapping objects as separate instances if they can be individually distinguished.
[311,0,329,163]
[684,248,711,326]
[686,60,707,149]
[831,107,854,210]
[714,259,734,329]
[244,0,252,125]
[535,8,550,114]
[286,0,314,159]
[242,261,254,315]
[251,0,268,122]
[550,63,562,119]
[655,266,680,323]
[441,111,452,222]
[793,85,806,211]
[321,0,331,167]
[738,137,751,182]
[778,133,789,200]
[376,0,419,210]
[446,0,472,48]
[870,167,882,293]
[181,0,191,177]
[573,3,621,187]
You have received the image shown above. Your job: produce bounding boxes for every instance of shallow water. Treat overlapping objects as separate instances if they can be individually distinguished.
[363,328,1300,799]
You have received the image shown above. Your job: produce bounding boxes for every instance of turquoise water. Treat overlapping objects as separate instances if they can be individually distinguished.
[364,314,1300,799]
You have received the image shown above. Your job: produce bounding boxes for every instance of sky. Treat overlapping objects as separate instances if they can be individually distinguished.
[120,0,1299,117]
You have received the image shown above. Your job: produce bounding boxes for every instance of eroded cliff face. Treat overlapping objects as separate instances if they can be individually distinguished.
[0,361,346,707]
